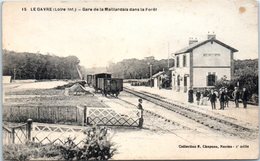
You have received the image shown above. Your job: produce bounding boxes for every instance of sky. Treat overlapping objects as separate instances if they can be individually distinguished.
[2,0,258,68]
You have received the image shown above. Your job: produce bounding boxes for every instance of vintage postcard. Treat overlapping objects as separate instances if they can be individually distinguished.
[2,0,259,160]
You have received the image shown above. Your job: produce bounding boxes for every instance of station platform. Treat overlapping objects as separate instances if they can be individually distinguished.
[124,84,259,128]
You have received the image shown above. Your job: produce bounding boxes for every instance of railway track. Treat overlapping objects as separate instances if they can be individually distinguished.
[110,97,196,144]
[123,87,258,139]
[116,97,192,130]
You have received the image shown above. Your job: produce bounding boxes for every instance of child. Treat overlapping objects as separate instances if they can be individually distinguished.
[137,98,144,128]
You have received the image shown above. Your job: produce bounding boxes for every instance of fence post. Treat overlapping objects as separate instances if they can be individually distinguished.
[11,128,15,144]
[27,119,33,141]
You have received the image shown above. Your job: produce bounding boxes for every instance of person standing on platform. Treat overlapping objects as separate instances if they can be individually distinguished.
[137,98,144,128]
[201,89,209,105]
[232,87,240,108]
[241,87,249,108]
[219,88,225,110]
[224,88,230,108]
[188,87,194,103]
[208,89,217,110]
[196,90,201,105]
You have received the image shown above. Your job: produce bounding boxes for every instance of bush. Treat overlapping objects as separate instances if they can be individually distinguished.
[3,144,30,161]
[3,126,117,161]
[59,126,117,161]
[3,142,60,161]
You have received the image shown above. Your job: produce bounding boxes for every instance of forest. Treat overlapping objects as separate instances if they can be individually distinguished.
[3,50,81,80]
[234,59,258,78]
[106,57,174,79]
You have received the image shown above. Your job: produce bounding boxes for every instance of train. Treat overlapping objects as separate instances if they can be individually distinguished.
[86,73,123,97]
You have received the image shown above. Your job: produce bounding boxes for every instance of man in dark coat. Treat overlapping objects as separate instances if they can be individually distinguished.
[232,87,240,108]
[219,88,225,110]
[241,87,249,108]
[208,89,217,110]
[224,88,230,107]
[196,90,201,105]
[137,98,144,128]
[188,87,194,103]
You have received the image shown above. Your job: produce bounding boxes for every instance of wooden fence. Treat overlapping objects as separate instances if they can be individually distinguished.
[3,105,143,127]
[3,105,84,125]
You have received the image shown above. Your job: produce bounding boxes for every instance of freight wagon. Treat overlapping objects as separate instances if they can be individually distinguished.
[97,78,123,97]
[92,73,112,91]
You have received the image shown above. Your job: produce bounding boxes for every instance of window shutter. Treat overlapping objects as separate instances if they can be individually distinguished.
[206,75,208,86]
[214,75,217,85]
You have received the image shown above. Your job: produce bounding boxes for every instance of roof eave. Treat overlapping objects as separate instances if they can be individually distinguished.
[174,39,239,55]
[174,51,190,55]
[213,39,238,53]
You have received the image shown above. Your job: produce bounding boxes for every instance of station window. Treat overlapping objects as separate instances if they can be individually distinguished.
[207,74,216,86]
[177,75,180,86]
[176,56,179,67]
[183,55,186,67]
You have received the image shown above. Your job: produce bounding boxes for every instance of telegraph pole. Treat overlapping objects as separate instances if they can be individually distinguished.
[13,68,16,81]
[150,64,152,87]
[167,42,170,69]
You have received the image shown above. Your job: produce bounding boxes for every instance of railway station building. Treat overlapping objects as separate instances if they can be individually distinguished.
[171,34,238,92]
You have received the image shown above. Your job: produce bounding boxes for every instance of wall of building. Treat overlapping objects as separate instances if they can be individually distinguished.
[153,78,158,88]
[193,41,231,67]
[193,68,231,87]
[172,53,190,91]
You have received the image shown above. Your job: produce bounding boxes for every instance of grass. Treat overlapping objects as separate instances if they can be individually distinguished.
[4,89,105,107]
[3,84,106,124]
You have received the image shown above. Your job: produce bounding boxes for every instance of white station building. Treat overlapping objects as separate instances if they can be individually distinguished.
[171,34,238,92]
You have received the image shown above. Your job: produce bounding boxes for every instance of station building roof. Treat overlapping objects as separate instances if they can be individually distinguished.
[173,37,238,55]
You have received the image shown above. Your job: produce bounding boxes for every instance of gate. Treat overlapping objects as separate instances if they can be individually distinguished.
[86,107,141,127]
[31,123,86,147]
[2,119,32,145]
[3,121,90,148]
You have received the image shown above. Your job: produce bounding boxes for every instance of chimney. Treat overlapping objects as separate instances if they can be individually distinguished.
[189,37,198,45]
[207,32,216,39]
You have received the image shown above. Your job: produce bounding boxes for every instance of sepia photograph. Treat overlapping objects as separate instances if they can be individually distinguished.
[2,0,259,160]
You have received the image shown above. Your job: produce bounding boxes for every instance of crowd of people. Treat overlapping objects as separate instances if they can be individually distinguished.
[188,87,250,110]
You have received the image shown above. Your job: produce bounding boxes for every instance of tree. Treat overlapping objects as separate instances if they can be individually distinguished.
[107,58,174,79]
[3,50,81,80]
